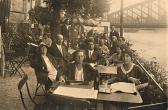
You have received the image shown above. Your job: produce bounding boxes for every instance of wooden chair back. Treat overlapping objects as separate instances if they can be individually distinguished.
[17,74,36,110]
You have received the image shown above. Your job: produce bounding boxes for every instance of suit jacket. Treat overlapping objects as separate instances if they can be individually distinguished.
[61,24,69,40]
[110,30,119,39]
[48,42,68,59]
[84,50,98,63]
[64,63,98,82]
[47,42,69,71]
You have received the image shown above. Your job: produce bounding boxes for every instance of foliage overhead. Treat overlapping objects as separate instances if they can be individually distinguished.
[29,7,52,25]
[50,0,110,18]
[28,0,110,25]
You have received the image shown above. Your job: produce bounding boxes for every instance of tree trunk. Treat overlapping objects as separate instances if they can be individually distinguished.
[0,26,5,78]
[50,10,63,40]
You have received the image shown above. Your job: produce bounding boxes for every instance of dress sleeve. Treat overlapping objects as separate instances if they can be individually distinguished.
[135,65,149,83]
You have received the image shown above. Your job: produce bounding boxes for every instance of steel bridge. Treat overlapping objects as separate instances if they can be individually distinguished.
[108,0,167,28]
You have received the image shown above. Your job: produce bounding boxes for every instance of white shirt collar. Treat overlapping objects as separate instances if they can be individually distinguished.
[56,44,61,47]
[121,63,135,74]
[56,44,62,54]
[89,50,94,53]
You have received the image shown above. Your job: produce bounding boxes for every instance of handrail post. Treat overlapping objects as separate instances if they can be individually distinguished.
[120,0,124,37]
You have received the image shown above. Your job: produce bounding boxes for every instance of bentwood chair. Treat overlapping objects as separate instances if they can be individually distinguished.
[18,74,36,110]
[17,74,48,110]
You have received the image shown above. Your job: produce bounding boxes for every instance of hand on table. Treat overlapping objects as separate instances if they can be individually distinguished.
[128,77,141,85]
[59,76,65,83]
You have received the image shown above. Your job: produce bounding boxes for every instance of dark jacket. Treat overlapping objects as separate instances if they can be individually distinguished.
[63,63,98,82]
[61,24,69,40]
[84,50,99,63]
[47,42,70,74]
[48,43,67,58]
[110,30,119,39]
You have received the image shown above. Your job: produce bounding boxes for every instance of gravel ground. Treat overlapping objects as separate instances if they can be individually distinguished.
[0,64,45,110]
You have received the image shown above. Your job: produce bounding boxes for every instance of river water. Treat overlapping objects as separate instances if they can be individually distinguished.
[123,28,168,69]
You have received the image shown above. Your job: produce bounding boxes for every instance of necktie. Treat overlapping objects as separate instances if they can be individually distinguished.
[89,51,92,59]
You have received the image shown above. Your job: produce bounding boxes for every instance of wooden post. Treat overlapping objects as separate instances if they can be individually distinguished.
[120,0,123,37]
[0,26,5,78]
[30,0,32,9]
[0,26,1,60]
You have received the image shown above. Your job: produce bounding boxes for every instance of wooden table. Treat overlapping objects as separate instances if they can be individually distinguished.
[47,83,143,110]
[94,65,117,75]
[97,91,142,103]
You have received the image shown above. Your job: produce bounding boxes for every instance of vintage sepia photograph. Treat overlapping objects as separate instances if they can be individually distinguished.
[0,0,168,110]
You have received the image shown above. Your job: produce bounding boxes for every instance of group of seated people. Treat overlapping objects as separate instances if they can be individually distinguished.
[30,30,149,110]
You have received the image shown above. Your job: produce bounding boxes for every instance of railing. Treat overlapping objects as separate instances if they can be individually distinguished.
[108,0,167,28]
[128,102,167,110]
[135,59,164,93]
[128,45,167,109]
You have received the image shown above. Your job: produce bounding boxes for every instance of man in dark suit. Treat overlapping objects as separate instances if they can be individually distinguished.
[84,41,98,63]
[58,50,99,110]
[60,50,98,82]
[110,26,119,40]
[47,34,69,78]
[64,62,98,82]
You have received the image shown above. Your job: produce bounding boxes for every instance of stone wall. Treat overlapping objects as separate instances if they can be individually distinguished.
[9,0,31,23]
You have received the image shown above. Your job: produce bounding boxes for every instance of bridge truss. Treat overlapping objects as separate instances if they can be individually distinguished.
[108,0,167,28]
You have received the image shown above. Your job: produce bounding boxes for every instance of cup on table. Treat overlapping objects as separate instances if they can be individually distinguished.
[102,80,108,88]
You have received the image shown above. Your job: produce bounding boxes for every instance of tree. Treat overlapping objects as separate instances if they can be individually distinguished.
[80,0,110,17]
[29,0,110,39]
[50,0,110,18]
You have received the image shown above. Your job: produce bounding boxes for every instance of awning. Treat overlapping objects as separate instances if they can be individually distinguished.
[84,19,99,26]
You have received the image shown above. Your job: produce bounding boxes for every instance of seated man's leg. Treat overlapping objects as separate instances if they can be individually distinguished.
[44,78,52,91]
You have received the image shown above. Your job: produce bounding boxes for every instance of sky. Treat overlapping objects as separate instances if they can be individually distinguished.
[108,0,168,20]
[109,0,148,13]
